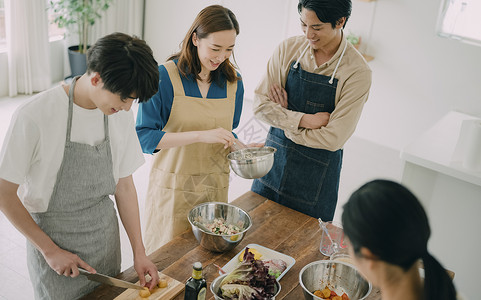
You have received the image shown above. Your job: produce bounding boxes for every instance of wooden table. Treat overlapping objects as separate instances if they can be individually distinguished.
[82,191,381,300]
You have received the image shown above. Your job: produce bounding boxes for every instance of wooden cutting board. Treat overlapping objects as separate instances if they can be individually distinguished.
[114,272,184,300]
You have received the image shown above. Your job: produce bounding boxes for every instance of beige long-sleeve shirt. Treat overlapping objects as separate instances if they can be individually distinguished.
[253,34,372,151]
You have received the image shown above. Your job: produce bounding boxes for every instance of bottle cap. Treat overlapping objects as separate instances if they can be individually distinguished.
[193,262,202,270]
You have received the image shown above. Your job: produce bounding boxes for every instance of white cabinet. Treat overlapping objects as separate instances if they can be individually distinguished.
[401,111,481,299]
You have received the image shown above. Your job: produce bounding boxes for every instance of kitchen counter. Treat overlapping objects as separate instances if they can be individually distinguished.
[82,191,381,300]
[401,111,481,209]
[400,111,479,299]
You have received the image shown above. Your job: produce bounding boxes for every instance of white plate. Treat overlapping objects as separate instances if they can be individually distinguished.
[221,243,295,281]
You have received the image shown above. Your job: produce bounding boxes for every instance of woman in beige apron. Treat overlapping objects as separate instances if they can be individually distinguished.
[144,60,237,251]
[136,5,250,253]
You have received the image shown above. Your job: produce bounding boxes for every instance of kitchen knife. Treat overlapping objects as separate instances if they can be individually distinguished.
[78,268,144,290]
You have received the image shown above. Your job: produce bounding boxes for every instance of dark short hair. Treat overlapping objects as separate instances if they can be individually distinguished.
[298,0,352,29]
[86,32,159,103]
[342,179,457,300]
[168,5,240,85]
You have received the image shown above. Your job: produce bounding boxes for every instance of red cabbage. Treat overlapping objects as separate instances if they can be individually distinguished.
[219,247,277,299]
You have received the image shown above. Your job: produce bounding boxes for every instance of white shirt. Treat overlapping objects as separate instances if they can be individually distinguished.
[0,85,144,212]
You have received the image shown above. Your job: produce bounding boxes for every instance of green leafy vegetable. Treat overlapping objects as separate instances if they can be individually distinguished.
[219,247,277,299]
[220,284,263,299]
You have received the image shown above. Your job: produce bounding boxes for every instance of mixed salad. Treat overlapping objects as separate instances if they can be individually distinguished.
[205,218,242,235]
[218,247,278,299]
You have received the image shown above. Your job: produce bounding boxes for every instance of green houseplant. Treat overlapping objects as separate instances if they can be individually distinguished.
[49,0,113,76]
[346,32,361,50]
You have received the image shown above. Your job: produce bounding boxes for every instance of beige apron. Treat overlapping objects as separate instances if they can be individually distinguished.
[144,61,237,253]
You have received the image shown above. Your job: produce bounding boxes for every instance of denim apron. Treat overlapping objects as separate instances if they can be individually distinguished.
[252,43,347,221]
[27,77,121,299]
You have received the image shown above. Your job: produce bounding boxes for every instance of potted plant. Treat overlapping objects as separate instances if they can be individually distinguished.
[49,0,113,77]
[346,31,361,50]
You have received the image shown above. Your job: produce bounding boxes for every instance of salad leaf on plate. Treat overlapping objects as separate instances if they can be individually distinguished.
[219,247,277,299]
[263,259,287,279]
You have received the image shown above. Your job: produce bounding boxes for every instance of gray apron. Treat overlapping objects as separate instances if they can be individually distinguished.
[27,77,121,300]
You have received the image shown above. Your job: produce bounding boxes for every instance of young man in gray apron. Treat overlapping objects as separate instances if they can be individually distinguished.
[0,33,160,299]
[252,0,372,221]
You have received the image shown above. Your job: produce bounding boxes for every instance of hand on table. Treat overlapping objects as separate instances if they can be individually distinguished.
[269,84,288,108]
[134,254,160,290]
[43,246,96,278]
[299,112,330,129]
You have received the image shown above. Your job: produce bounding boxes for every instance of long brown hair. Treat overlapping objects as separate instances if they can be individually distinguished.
[168,5,240,85]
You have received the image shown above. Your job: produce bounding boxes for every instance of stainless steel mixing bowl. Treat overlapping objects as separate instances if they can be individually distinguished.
[227,146,277,179]
[188,202,252,252]
[210,273,281,300]
[299,260,371,300]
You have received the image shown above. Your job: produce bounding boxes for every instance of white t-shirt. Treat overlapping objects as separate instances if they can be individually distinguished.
[0,85,145,213]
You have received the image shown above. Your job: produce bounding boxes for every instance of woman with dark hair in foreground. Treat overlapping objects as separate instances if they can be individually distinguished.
[342,179,458,300]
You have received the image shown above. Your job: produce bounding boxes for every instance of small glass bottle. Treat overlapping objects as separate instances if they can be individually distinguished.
[184,262,207,300]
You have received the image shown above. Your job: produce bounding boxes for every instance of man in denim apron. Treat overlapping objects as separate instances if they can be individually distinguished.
[252,0,372,221]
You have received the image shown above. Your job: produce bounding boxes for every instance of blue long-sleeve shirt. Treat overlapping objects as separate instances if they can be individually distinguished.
[136,61,244,154]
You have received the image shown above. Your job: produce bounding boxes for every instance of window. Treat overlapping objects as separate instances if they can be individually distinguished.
[436,0,481,47]
[0,0,64,53]
[47,0,65,41]
[0,0,5,51]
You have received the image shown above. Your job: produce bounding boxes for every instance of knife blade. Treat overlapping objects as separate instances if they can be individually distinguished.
[78,268,144,290]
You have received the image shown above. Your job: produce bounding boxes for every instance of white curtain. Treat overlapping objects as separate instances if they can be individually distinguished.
[84,0,144,47]
[5,0,51,96]
[63,0,144,78]
[92,0,144,40]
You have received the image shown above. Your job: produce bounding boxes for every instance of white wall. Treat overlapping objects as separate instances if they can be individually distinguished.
[349,0,481,150]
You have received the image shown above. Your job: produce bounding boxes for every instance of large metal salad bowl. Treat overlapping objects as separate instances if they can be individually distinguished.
[210,273,281,300]
[188,202,252,252]
[299,260,371,300]
[227,146,277,179]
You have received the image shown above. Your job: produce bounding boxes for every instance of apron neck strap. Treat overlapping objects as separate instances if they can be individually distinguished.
[66,76,79,142]
[293,44,310,69]
[329,41,347,84]
[226,79,237,100]
[293,38,348,85]
[164,60,186,97]
[66,76,109,143]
